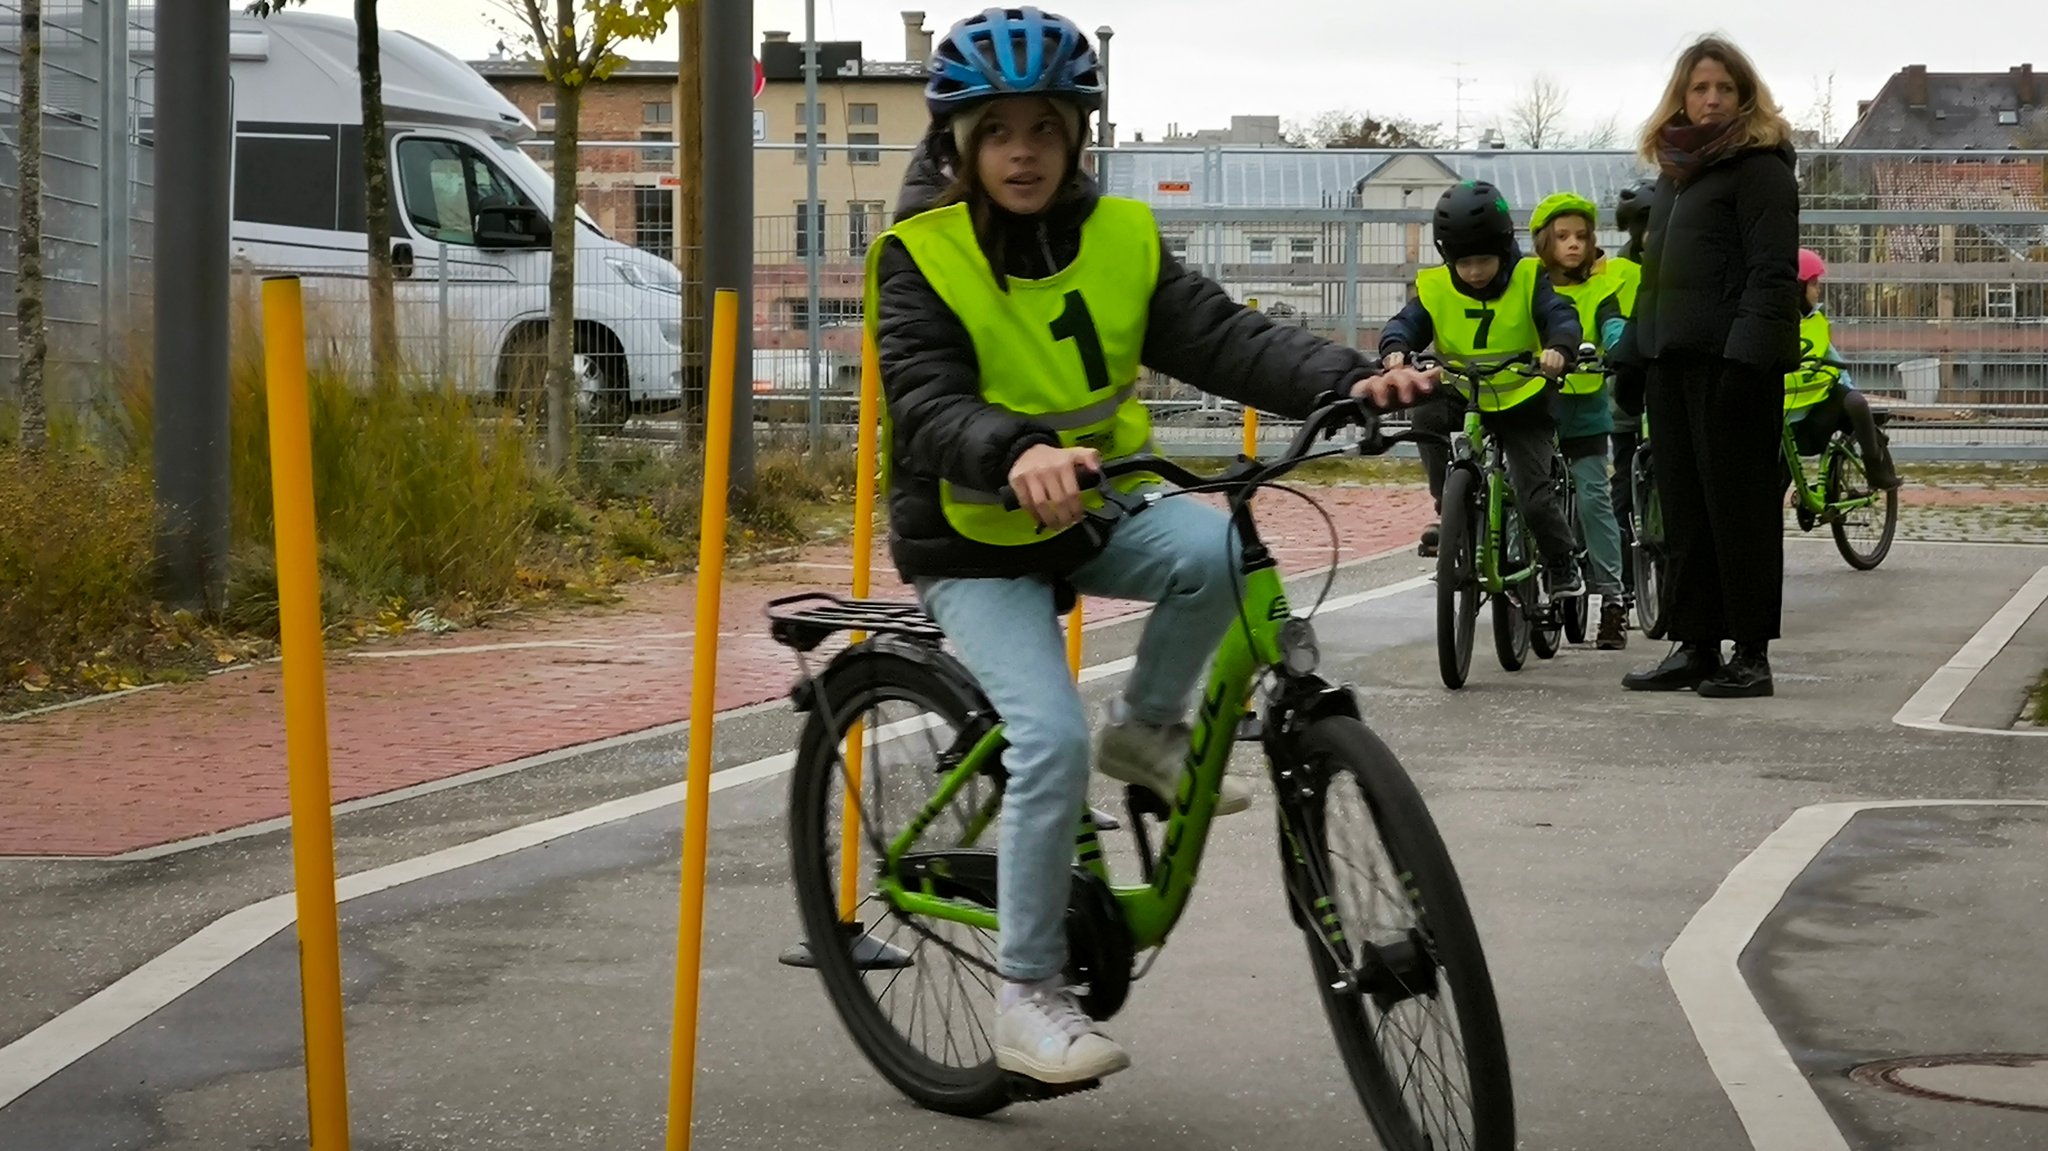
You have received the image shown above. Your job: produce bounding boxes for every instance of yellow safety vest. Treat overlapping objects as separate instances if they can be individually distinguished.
[1549,271,1621,396]
[1416,256,1547,411]
[863,197,1159,546]
[1600,256,1642,317]
[1784,309,1836,414]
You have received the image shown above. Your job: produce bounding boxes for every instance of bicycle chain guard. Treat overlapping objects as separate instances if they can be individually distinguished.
[897,850,1135,1021]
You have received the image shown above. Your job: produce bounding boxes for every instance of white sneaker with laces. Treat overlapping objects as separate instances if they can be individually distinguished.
[1094,698,1254,816]
[993,980,1131,1085]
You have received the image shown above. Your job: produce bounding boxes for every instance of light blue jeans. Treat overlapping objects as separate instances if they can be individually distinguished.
[1568,451,1626,596]
[916,493,1240,982]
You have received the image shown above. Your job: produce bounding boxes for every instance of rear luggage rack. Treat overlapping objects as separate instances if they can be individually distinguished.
[765,591,945,652]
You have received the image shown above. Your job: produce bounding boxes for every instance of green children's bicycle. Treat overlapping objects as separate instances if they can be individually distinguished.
[768,395,1514,1150]
[1782,354,1900,571]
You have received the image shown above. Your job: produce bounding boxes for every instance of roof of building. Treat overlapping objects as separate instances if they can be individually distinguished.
[1841,66,2046,149]
[1099,148,1653,209]
[467,53,924,83]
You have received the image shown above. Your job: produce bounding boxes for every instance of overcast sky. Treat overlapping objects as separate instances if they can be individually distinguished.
[290,0,2047,145]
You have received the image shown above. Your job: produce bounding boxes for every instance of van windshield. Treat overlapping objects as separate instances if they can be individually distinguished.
[495,138,608,239]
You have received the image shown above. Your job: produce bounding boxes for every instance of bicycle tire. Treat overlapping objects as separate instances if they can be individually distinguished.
[1827,446,1897,571]
[788,646,1013,1117]
[1492,497,1532,672]
[1545,458,1581,654]
[1631,449,1670,640]
[1436,467,1481,690]
[1283,715,1516,1151]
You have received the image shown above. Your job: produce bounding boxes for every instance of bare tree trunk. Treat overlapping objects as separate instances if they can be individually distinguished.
[544,74,581,470]
[356,0,399,386]
[676,0,706,437]
[14,0,48,453]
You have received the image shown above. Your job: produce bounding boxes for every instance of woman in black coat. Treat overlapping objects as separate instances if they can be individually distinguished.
[1615,35,1800,699]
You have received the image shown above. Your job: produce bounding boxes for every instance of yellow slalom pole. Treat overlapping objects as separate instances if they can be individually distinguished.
[836,331,882,920]
[1066,603,1084,678]
[261,275,352,1151]
[1241,295,1260,457]
[667,288,739,1151]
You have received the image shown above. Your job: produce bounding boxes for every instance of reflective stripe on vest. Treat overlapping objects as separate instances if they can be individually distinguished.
[1549,272,1619,396]
[863,197,1161,546]
[1784,309,1835,413]
[1416,257,1547,411]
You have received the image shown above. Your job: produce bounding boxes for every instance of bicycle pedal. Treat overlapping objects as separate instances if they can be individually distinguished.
[1235,716,1265,742]
[1005,1073,1105,1103]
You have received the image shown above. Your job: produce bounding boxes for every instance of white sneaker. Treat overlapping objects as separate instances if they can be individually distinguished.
[1095,699,1254,816]
[994,981,1131,1085]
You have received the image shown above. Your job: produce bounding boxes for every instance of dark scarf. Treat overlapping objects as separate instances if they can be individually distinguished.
[1658,119,1740,185]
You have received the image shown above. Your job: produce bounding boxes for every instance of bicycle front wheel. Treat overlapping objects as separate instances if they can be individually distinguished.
[1282,716,1515,1151]
[1436,467,1481,689]
[1631,447,1670,639]
[1827,445,1898,570]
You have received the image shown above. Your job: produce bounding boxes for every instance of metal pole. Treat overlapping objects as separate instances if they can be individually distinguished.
[1344,220,1361,347]
[152,0,232,612]
[1094,26,1112,148]
[437,247,451,380]
[704,0,755,492]
[803,0,822,451]
[99,0,133,369]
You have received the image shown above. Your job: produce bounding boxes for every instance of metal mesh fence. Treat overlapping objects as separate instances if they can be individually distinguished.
[0,0,151,411]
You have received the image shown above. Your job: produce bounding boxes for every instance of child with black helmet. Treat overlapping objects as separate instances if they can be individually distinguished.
[1382,180,1585,598]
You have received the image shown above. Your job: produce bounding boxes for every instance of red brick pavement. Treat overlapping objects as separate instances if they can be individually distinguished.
[0,488,1436,857]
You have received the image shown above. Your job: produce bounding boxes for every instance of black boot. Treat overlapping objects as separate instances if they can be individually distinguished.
[1698,644,1774,699]
[1622,643,1722,692]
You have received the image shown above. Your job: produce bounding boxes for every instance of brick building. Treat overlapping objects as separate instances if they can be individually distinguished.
[471,14,932,355]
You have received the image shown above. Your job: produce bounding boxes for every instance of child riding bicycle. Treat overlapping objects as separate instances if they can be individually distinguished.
[1385,181,1585,599]
[1787,249,1901,491]
[1530,192,1633,649]
[869,6,1431,1086]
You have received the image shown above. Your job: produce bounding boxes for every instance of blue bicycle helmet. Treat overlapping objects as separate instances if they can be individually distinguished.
[925,7,1103,119]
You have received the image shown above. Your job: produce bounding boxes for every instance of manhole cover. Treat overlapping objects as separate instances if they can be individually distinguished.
[1851,1054,2048,1111]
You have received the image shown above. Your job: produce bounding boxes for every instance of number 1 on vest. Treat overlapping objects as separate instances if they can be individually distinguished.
[1050,290,1113,392]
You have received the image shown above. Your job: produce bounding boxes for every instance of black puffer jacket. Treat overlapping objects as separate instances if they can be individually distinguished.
[876,141,1384,582]
[1616,144,1800,375]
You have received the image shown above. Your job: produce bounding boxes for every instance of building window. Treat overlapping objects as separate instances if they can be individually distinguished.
[850,200,886,256]
[849,131,881,165]
[634,187,674,260]
[1249,237,1277,263]
[793,131,827,163]
[848,103,880,126]
[1290,237,1316,264]
[794,100,824,128]
[536,102,556,128]
[640,129,671,168]
[1163,233,1191,261]
[793,200,826,257]
[790,297,865,328]
[644,101,673,125]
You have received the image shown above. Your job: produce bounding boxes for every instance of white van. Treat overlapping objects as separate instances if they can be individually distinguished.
[134,9,685,413]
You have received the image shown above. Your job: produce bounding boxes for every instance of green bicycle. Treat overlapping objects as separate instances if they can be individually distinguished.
[1783,354,1899,571]
[1413,350,1597,689]
[768,396,1514,1149]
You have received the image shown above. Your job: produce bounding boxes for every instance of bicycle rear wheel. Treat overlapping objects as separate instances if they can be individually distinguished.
[788,646,1012,1117]
[1493,495,1532,672]
[1436,467,1481,689]
[1827,444,1898,571]
[1281,716,1515,1151]
[1631,446,1670,639]
[1548,458,1584,653]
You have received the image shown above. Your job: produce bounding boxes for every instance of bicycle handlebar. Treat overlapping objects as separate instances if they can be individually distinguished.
[1406,342,1603,382]
[996,393,1426,513]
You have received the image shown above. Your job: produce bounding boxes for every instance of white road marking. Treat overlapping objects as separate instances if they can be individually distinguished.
[1892,565,2048,737]
[0,554,1428,1106]
[1665,800,2048,1151]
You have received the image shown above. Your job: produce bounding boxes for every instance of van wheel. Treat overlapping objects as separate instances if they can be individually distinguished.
[495,325,630,430]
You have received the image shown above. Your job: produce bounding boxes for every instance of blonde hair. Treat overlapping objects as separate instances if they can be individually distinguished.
[1636,35,1792,164]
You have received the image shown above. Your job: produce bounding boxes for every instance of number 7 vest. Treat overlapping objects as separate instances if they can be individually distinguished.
[1415,257,1547,412]
[863,197,1160,547]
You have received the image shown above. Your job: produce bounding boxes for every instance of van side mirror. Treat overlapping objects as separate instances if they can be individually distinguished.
[474,205,551,251]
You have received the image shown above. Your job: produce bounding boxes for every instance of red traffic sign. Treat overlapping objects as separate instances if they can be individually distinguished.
[753,57,765,100]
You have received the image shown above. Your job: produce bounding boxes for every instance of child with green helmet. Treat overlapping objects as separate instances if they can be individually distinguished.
[1529,192,1633,648]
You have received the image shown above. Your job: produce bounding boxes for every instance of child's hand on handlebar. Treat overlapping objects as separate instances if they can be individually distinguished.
[1007,443,1101,531]
[1539,348,1567,377]
[1352,363,1438,408]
